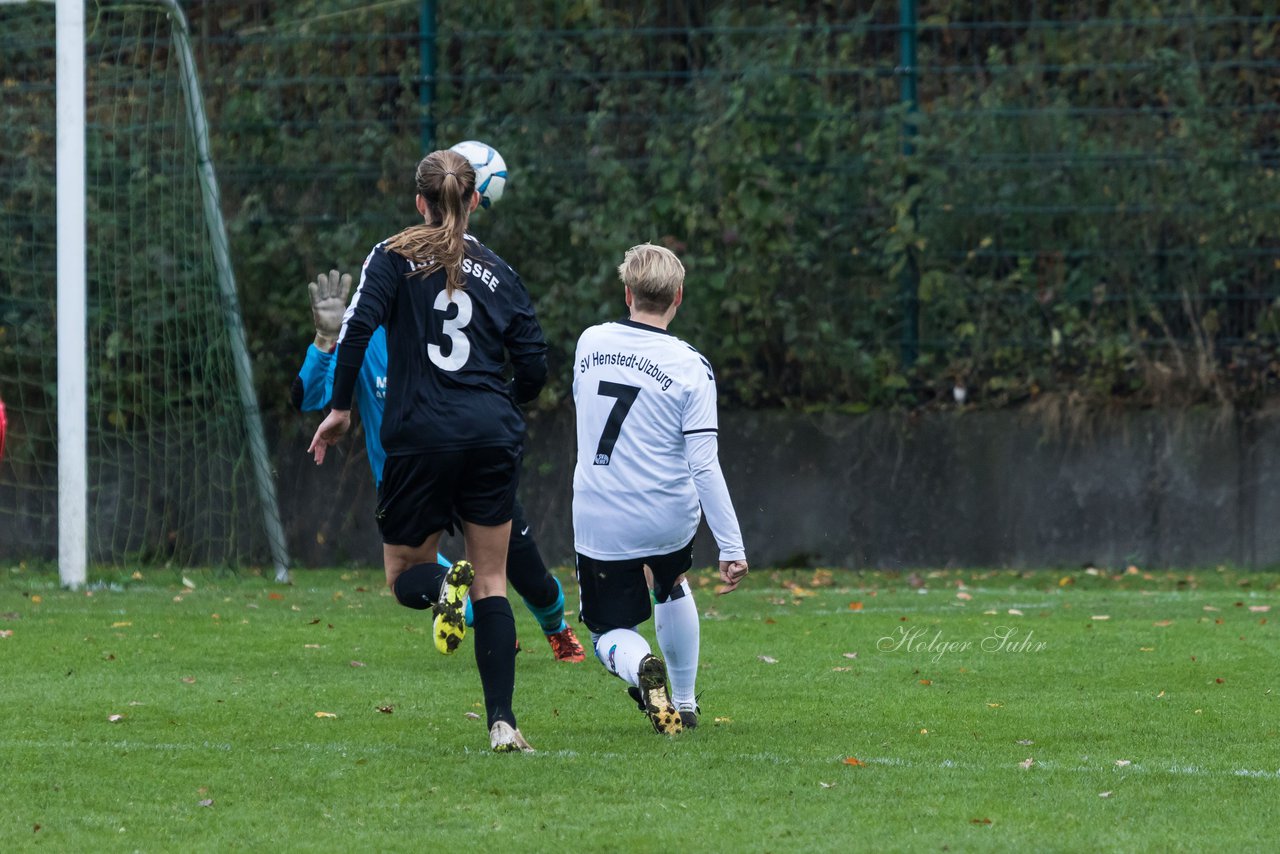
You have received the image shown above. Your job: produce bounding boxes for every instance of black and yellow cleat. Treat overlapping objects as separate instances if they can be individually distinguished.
[637,654,683,735]
[432,560,474,655]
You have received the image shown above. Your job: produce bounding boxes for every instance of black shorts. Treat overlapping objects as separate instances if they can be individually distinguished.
[376,446,521,547]
[575,539,694,634]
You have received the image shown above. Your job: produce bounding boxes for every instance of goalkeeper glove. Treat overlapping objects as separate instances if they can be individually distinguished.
[308,269,352,352]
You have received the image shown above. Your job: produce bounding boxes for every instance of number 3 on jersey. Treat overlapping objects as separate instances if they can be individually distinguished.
[593,381,640,465]
[428,289,473,371]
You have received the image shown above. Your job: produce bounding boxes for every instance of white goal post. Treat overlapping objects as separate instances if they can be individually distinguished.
[6,0,291,585]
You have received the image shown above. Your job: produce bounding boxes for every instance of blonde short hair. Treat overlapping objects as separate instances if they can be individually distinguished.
[618,243,685,314]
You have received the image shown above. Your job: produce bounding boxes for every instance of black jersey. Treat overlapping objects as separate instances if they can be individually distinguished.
[331,234,547,454]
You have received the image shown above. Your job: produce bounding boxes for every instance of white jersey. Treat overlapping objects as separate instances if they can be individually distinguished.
[572,318,745,562]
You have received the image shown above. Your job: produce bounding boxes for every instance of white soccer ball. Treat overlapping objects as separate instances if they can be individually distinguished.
[449,140,507,209]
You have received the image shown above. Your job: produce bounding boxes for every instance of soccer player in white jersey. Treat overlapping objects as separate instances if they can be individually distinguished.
[571,243,749,735]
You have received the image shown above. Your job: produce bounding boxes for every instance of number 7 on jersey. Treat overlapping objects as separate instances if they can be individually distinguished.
[592,381,640,465]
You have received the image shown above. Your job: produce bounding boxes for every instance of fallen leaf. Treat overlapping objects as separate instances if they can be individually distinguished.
[182,577,196,590]
[1092,615,1110,621]
[304,644,321,649]
[108,714,124,722]
[758,655,778,664]
[349,661,366,668]
[1203,605,1220,612]
[1099,791,1112,798]
[198,799,214,807]
[1249,605,1271,613]
[849,601,864,611]
[1194,709,1203,714]
[181,676,196,684]
[987,703,1003,708]
[983,609,998,615]
[1215,677,1225,684]
[130,571,143,580]
[268,592,284,601]
[843,757,866,767]
[819,781,836,788]
[1019,757,1034,769]
[919,679,932,686]
[1016,739,1034,745]
[1139,647,1154,652]
[713,716,733,724]
[832,666,852,672]
[1115,759,1131,767]
[377,705,394,714]
[842,652,859,660]
[1058,576,1073,587]
[464,712,481,720]
[1156,690,1165,698]
[956,591,973,600]
[1153,620,1173,627]
[314,711,337,718]
[1007,609,1024,616]
[971,817,992,825]
[0,630,12,639]
[920,728,928,734]
[31,595,42,604]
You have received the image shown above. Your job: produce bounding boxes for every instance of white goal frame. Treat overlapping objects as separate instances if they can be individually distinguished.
[8,0,292,585]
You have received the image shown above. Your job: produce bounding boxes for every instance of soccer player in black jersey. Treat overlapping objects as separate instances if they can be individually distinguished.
[294,269,585,664]
[308,149,547,753]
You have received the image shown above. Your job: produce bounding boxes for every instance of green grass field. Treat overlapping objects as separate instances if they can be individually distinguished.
[1,563,1276,852]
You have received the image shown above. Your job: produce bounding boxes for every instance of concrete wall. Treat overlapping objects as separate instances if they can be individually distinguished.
[277,407,1280,571]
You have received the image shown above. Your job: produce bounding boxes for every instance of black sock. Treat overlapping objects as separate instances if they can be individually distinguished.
[472,595,518,729]
[391,563,447,610]
[505,530,558,608]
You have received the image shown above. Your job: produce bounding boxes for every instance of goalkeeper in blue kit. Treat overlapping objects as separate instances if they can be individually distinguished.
[292,269,585,663]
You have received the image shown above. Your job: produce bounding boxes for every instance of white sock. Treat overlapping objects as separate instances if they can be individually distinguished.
[592,628,651,688]
[655,580,699,707]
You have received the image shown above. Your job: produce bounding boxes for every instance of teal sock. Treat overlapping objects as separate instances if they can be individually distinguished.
[524,575,567,635]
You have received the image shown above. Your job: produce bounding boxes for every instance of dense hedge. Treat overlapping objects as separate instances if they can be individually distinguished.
[15,2,1280,417]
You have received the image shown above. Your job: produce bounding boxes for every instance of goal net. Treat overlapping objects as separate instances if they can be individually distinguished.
[0,0,289,579]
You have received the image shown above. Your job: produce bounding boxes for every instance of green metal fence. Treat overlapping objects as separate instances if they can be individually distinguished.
[18,2,1280,412]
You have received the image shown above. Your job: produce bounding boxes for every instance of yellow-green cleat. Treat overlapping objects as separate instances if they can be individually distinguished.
[638,654,683,735]
[432,560,474,655]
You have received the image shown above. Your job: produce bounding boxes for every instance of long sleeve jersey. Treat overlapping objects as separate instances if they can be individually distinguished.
[333,234,547,455]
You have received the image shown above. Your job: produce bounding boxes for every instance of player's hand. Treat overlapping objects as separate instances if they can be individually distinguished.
[307,409,351,465]
[308,269,352,351]
[716,559,749,595]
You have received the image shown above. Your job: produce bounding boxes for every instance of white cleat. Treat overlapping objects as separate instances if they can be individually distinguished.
[489,720,535,753]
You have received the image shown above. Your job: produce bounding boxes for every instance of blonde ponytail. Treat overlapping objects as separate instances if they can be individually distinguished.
[383,150,475,297]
